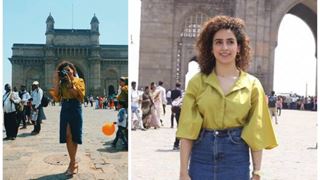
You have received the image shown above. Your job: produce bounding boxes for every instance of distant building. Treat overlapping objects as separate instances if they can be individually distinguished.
[9,14,128,96]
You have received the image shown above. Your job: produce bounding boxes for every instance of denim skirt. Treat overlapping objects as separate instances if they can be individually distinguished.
[189,127,250,180]
[60,99,83,144]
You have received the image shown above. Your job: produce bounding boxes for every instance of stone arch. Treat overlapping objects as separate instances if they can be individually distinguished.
[268,0,317,93]
[25,67,42,91]
[103,68,119,97]
[174,10,210,88]
[271,1,316,49]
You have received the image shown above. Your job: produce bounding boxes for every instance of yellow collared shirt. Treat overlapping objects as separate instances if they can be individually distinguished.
[176,71,278,151]
[61,77,85,102]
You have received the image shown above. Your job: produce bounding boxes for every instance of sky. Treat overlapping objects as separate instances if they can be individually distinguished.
[129,2,317,97]
[274,14,316,96]
[2,0,128,86]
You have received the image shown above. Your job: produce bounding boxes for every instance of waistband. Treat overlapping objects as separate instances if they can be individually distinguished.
[61,98,79,102]
[202,127,243,136]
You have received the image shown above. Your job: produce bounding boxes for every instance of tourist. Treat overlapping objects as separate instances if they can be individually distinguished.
[157,81,167,117]
[171,82,183,150]
[150,82,162,127]
[19,85,31,129]
[268,91,278,124]
[50,61,85,176]
[177,16,278,180]
[131,81,144,130]
[112,101,128,149]
[30,81,46,135]
[3,84,21,140]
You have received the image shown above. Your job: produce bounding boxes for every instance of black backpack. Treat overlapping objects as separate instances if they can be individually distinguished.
[41,94,50,107]
[268,96,277,108]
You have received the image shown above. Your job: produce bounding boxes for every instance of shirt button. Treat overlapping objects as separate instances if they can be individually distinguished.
[215,131,219,135]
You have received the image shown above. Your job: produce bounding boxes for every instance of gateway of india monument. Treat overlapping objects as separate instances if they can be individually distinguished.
[9,14,128,97]
[138,0,316,93]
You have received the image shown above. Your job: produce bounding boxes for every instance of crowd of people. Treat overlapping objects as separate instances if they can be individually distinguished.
[3,81,47,141]
[131,80,183,150]
[267,91,317,125]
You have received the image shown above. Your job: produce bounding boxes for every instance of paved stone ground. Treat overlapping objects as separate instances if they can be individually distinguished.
[3,105,128,180]
[131,108,317,180]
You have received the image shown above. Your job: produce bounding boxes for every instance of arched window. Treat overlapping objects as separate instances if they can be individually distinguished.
[180,12,209,37]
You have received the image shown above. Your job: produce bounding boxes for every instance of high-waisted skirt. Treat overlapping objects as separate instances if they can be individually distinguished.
[60,99,83,144]
[189,127,250,180]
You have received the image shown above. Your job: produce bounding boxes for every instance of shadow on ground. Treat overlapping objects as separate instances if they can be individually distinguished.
[29,173,70,180]
[156,149,180,153]
[17,132,35,138]
[30,172,96,180]
[97,146,127,153]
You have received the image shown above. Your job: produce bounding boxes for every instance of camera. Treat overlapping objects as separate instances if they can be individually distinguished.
[59,69,68,78]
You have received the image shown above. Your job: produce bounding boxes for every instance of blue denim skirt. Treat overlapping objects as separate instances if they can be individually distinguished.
[189,127,250,180]
[60,99,83,144]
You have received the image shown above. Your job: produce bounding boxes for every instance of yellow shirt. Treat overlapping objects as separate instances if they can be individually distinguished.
[176,71,278,151]
[60,77,85,102]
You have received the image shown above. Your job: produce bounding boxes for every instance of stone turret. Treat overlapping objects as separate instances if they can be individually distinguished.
[46,13,55,33]
[90,14,99,33]
[90,14,100,46]
[45,13,55,45]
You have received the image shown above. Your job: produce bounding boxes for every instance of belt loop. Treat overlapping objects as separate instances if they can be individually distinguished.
[198,129,205,141]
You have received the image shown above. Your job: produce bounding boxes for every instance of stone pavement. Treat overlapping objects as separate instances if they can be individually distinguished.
[3,105,127,180]
[131,108,317,180]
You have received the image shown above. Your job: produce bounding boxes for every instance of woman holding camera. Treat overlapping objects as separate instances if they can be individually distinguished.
[50,61,85,177]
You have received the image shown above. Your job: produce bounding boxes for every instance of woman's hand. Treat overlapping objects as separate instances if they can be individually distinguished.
[251,174,261,180]
[64,74,75,90]
[179,172,191,180]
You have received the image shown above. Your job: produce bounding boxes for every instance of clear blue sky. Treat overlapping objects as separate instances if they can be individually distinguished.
[3,0,128,85]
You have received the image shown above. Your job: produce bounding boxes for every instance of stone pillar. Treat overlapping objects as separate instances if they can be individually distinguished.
[44,58,56,91]
[139,0,175,88]
[88,58,101,96]
[11,61,24,88]
[239,0,273,92]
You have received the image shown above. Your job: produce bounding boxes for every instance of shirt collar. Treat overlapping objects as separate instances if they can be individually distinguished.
[203,70,251,95]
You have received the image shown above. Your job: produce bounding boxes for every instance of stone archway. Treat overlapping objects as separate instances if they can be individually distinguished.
[25,67,42,92]
[175,11,209,88]
[269,0,317,93]
[104,69,119,97]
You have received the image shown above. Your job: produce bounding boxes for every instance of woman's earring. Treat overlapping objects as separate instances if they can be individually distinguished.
[236,52,241,62]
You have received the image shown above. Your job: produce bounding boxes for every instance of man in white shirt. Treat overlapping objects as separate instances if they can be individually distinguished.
[157,81,167,115]
[3,83,21,140]
[31,81,46,135]
[19,85,31,129]
[131,81,144,130]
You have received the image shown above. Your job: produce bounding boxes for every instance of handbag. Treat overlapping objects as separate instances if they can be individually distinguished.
[8,92,24,112]
[14,102,24,112]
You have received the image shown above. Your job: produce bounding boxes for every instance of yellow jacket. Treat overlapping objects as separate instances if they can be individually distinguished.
[176,71,278,151]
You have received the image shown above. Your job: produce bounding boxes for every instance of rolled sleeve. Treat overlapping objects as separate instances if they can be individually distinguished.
[73,78,85,101]
[241,79,278,150]
[176,76,203,140]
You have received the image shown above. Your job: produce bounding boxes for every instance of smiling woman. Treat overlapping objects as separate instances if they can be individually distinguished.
[176,16,278,180]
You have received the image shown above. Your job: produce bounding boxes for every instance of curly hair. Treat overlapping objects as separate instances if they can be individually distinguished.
[196,15,252,75]
[53,61,78,86]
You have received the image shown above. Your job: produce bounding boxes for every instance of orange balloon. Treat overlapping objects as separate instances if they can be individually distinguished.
[102,122,115,136]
